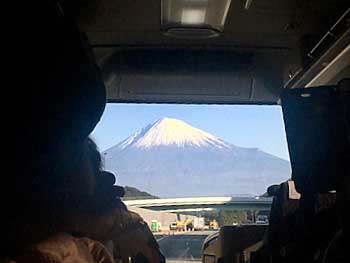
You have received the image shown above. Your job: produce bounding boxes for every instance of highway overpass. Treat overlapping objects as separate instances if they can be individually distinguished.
[124,196,273,213]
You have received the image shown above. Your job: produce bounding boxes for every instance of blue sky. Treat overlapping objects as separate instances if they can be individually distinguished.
[91,103,290,161]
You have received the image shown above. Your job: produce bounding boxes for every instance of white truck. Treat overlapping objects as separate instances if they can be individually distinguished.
[193,217,205,231]
[256,215,269,225]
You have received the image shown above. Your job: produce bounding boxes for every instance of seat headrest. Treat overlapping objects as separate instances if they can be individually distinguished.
[267,184,281,197]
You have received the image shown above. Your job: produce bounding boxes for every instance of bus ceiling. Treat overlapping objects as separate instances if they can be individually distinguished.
[75,0,350,104]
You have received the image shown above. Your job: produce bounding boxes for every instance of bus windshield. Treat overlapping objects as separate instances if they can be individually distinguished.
[92,103,291,262]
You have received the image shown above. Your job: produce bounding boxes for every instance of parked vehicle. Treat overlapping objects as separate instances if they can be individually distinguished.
[177,219,194,231]
[194,217,205,231]
[256,215,269,225]
[209,220,219,230]
[151,220,161,232]
[169,222,177,231]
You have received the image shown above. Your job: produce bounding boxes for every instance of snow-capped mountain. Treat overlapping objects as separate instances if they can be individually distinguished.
[103,118,291,197]
[118,117,230,149]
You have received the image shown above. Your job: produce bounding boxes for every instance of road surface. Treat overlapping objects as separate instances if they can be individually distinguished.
[156,231,214,262]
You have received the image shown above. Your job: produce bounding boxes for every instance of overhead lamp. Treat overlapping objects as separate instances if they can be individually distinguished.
[161,0,232,39]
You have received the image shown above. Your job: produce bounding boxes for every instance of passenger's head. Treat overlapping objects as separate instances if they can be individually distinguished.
[67,138,128,240]
[47,137,125,220]
[85,138,126,213]
[3,138,104,257]
[2,2,107,257]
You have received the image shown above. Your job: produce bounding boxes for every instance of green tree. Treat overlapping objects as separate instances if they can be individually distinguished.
[122,186,159,200]
[218,210,247,226]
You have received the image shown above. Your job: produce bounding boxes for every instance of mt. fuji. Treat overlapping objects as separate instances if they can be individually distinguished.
[103,118,291,197]
[118,118,230,149]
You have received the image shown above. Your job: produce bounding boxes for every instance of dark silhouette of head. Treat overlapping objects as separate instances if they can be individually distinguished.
[2,1,106,258]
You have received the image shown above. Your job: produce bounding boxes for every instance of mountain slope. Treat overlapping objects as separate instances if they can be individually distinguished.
[104,118,291,197]
[123,186,159,200]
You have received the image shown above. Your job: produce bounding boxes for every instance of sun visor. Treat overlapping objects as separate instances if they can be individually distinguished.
[281,79,350,193]
[99,50,283,104]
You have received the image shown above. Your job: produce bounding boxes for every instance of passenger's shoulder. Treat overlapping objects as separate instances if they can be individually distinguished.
[80,237,115,263]
[16,233,111,263]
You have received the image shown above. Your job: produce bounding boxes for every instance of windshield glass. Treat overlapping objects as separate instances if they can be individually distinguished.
[91,104,291,262]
